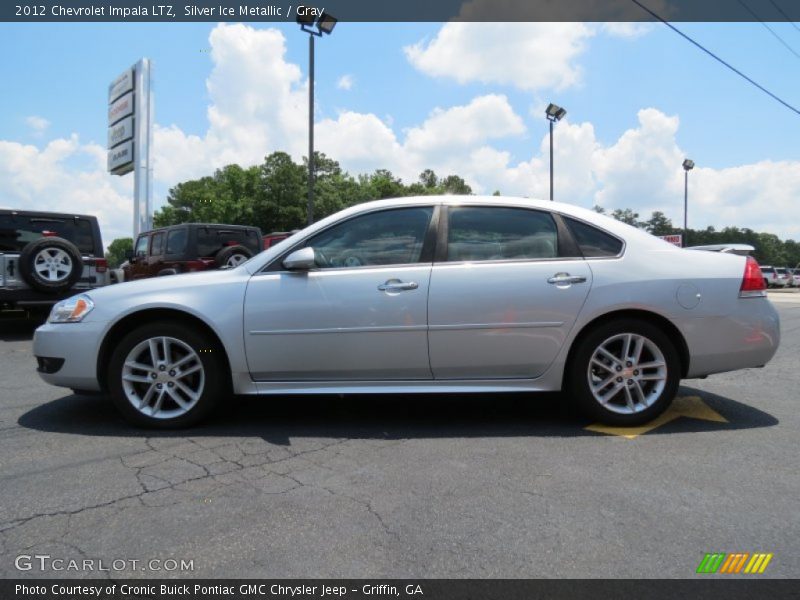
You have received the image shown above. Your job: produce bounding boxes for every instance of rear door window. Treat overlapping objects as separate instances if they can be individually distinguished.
[150,232,165,257]
[445,207,558,262]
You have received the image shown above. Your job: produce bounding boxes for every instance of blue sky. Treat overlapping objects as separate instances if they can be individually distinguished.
[2,21,800,242]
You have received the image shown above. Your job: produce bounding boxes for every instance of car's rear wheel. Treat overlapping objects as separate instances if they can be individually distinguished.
[568,319,680,426]
[107,322,225,428]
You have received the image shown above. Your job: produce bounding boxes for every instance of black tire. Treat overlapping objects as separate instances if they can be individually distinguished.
[214,245,252,268]
[18,237,83,293]
[107,321,226,428]
[567,318,681,426]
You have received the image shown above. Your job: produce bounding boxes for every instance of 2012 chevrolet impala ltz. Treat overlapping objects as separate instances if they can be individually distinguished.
[33,197,780,428]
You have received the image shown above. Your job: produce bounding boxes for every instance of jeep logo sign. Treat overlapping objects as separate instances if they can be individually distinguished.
[108,116,134,148]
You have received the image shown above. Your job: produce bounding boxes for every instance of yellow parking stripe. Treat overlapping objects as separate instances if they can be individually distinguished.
[585,396,727,439]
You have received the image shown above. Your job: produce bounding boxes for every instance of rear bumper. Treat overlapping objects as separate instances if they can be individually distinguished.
[679,298,780,378]
[33,320,108,391]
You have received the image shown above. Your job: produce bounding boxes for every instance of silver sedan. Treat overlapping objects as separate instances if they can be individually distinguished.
[33,197,780,428]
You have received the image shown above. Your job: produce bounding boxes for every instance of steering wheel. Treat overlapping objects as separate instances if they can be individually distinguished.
[342,254,364,267]
[313,247,331,268]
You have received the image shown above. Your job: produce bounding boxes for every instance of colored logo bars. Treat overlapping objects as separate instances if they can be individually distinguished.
[696,552,773,574]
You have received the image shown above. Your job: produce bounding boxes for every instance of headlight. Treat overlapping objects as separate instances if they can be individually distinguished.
[48,294,95,323]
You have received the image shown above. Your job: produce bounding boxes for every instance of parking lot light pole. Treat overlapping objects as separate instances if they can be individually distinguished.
[682,159,695,247]
[298,11,337,226]
[545,103,567,201]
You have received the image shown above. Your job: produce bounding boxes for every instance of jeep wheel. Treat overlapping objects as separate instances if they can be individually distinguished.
[214,245,253,268]
[18,237,83,293]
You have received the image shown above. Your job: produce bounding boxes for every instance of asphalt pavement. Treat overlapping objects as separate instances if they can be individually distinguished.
[0,295,798,579]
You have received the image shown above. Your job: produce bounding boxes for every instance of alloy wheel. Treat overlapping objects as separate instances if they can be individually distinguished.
[587,332,668,415]
[121,336,205,419]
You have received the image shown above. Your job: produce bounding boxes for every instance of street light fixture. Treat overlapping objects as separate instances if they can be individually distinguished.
[545,103,567,201]
[297,11,337,225]
[682,158,695,247]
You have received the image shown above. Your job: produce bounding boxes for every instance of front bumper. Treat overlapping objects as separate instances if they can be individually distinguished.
[33,320,108,391]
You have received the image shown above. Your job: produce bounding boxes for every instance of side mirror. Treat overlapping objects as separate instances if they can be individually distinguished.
[124,249,134,260]
[283,247,316,271]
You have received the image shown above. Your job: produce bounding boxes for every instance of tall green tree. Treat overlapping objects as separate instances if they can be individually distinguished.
[105,237,133,268]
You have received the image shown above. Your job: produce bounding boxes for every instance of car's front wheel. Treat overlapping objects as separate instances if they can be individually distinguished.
[107,322,225,428]
[568,319,681,426]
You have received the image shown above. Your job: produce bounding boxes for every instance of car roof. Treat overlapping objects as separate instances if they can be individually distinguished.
[321,195,670,249]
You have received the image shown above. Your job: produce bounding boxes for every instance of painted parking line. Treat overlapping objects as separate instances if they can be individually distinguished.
[585,395,727,439]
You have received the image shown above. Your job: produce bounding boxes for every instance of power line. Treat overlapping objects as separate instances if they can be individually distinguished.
[766,0,800,35]
[629,0,800,118]
[737,0,800,61]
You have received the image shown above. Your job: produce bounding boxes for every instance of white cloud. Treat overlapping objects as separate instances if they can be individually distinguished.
[336,74,354,90]
[152,23,308,185]
[0,137,134,246]
[315,94,526,183]
[25,115,50,136]
[404,23,595,91]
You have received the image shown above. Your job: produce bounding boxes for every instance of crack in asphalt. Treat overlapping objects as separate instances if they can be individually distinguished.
[0,435,385,541]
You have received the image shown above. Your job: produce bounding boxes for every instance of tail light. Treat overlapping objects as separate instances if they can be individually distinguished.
[740,256,767,298]
[94,258,108,273]
[184,259,215,272]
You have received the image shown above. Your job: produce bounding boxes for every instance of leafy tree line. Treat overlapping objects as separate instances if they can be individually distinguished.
[595,206,800,267]
[152,151,471,233]
[103,151,798,268]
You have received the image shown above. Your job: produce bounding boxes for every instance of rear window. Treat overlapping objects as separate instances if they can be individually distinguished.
[761,267,775,274]
[564,217,623,258]
[196,227,261,257]
[775,268,788,274]
[0,214,98,254]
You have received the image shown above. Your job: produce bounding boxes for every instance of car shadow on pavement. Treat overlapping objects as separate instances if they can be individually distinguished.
[17,386,778,444]
[0,315,44,341]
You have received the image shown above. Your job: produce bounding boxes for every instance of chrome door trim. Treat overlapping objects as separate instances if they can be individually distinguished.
[249,324,429,336]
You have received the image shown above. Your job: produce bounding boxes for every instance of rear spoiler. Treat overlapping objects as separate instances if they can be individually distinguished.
[687,244,755,256]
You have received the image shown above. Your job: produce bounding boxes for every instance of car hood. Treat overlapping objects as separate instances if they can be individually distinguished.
[71,267,249,323]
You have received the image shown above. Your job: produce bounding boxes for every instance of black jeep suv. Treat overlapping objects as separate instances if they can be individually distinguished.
[0,209,107,311]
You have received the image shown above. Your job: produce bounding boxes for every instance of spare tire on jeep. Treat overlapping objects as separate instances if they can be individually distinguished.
[18,237,83,293]
[214,245,253,268]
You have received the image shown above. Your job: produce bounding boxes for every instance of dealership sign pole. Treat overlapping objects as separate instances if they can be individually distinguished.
[107,59,153,238]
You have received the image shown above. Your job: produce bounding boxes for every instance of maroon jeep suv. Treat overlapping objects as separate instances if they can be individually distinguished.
[123,223,263,281]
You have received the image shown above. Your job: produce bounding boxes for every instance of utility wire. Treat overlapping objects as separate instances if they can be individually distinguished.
[629,0,800,118]
[766,0,800,34]
[736,0,800,61]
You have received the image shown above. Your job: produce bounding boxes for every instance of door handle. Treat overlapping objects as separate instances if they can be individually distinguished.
[547,273,587,285]
[378,279,419,292]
